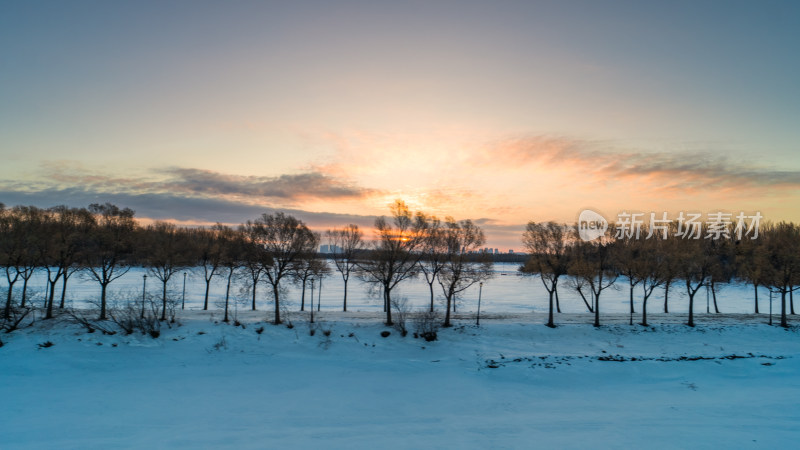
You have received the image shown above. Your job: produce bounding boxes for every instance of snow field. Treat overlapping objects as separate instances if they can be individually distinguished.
[1,311,799,448]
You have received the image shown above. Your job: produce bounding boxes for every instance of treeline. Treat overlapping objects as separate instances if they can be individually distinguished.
[1,201,799,335]
[0,201,491,330]
[521,221,800,328]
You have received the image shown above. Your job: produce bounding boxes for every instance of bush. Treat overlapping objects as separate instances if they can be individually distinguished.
[1,304,34,333]
[108,300,161,338]
[413,310,441,342]
[390,297,410,337]
[65,308,116,335]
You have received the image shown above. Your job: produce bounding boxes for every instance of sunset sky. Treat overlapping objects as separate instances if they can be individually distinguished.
[2,1,799,250]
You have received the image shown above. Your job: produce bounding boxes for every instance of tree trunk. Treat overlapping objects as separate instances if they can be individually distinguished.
[593,291,601,327]
[203,280,211,311]
[21,276,29,307]
[429,281,435,312]
[663,280,671,313]
[384,286,393,326]
[59,273,69,309]
[546,289,555,328]
[300,279,306,311]
[577,287,593,312]
[343,279,348,312]
[46,278,58,319]
[754,283,759,314]
[251,280,257,311]
[711,281,720,313]
[790,288,795,315]
[629,281,635,314]
[3,283,13,320]
[161,281,168,321]
[687,292,695,327]
[444,293,452,327]
[99,282,108,320]
[223,269,233,322]
[554,283,561,313]
[780,290,788,328]
[272,284,281,325]
[641,295,648,327]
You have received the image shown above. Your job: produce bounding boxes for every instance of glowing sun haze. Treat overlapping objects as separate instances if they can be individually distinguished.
[1,1,799,250]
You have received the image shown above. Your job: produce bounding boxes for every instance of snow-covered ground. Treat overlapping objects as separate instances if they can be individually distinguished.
[2,311,798,448]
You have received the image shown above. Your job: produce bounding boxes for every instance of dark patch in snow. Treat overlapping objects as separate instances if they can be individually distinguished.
[483,353,788,369]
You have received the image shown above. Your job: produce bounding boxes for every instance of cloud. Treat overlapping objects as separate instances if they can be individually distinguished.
[0,164,384,233]
[32,164,377,205]
[159,168,376,201]
[479,136,800,193]
[0,187,377,230]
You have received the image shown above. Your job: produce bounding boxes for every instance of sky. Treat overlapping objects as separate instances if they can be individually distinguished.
[1,0,799,250]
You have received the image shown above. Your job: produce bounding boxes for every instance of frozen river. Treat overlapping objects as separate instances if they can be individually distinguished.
[9,262,778,316]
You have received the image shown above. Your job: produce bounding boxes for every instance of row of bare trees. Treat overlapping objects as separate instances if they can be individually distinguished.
[4,201,797,331]
[0,201,493,328]
[521,221,800,328]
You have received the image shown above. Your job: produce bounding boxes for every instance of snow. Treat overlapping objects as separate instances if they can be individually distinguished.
[22,262,779,316]
[2,311,799,448]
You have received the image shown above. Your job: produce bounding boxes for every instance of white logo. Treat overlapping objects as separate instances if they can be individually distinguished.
[578,209,608,241]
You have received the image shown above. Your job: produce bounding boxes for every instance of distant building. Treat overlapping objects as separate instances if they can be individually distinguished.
[320,244,342,253]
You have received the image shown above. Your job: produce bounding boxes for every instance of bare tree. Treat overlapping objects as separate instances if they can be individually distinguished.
[143,222,194,321]
[58,207,95,310]
[675,236,715,327]
[326,224,364,312]
[438,218,493,327]
[239,222,267,310]
[736,236,767,314]
[7,206,43,308]
[193,227,224,311]
[660,234,680,314]
[611,237,642,317]
[707,233,736,314]
[294,233,329,311]
[216,225,244,323]
[39,206,94,319]
[0,206,23,319]
[568,238,618,327]
[521,221,573,328]
[417,215,447,313]
[762,222,800,327]
[248,212,317,325]
[632,237,668,326]
[85,203,136,320]
[357,200,426,326]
